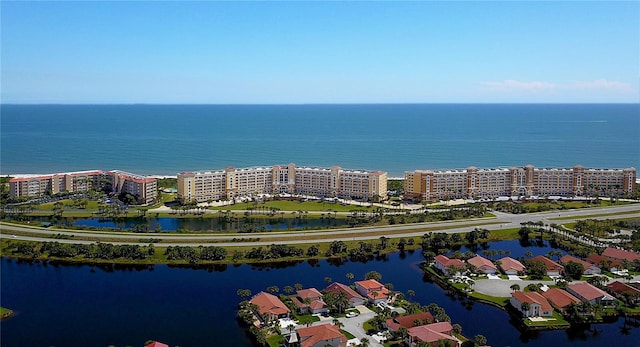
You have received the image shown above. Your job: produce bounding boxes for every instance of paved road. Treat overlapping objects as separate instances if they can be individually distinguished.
[473,274,640,297]
[1,204,638,247]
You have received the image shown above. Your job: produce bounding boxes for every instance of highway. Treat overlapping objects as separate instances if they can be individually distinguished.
[1,204,638,247]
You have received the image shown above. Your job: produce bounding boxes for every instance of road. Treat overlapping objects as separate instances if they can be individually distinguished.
[1,204,638,247]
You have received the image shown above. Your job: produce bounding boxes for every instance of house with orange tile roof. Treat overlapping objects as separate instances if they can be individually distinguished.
[530,255,564,276]
[385,311,434,332]
[407,322,461,347]
[250,292,290,324]
[510,291,553,317]
[291,288,328,315]
[433,255,466,275]
[467,255,498,274]
[294,323,347,347]
[602,247,640,263]
[606,281,640,305]
[497,257,526,275]
[355,279,390,304]
[586,254,623,272]
[541,288,581,314]
[567,282,616,306]
[323,282,365,307]
[560,255,601,275]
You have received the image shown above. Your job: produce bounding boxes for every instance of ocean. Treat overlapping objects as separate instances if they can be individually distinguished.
[1,104,638,177]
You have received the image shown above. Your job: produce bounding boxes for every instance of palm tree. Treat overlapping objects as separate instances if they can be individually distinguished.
[359,337,370,347]
[407,289,415,301]
[346,272,354,283]
[520,302,531,316]
[510,284,520,292]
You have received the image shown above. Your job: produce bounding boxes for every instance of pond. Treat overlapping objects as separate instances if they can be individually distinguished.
[1,240,638,347]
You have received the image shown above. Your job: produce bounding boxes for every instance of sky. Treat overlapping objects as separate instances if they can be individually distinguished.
[1,1,638,104]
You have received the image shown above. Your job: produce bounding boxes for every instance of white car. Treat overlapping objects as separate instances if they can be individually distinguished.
[346,312,358,318]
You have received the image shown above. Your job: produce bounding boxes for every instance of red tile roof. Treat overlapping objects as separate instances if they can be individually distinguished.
[434,255,465,268]
[498,257,525,272]
[512,291,553,312]
[297,323,347,347]
[407,322,458,345]
[602,247,640,262]
[297,288,323,300]
[531,255,564,272]
[567,282,610,301]
[560,255,595,271]
[324,282,364,302]
[606,281,640,296]
[250,292,290,316]
[355,279,385,290]
[541,288,581,309]
[586,254,623,269]
[386,312,434,331]
[145,342,169,347]
[468,255,497,270]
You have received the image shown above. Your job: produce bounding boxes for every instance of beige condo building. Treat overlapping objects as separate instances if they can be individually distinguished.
[177,164,387,203]
[9,170,105,198]
[9,169,158,205]
[107,170,158,205]
[405,164,636,202]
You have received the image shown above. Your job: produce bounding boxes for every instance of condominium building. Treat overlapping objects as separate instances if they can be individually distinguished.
[107,170,158,205]
[9,169,157,205]
[9,170,104,198]
[405,164,636,202]
[177,164,387,203]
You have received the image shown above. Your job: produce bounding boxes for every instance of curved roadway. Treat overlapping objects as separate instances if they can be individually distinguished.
[1,204,638,247]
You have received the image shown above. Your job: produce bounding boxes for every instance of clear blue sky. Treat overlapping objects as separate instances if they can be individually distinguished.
[2,1,638,104]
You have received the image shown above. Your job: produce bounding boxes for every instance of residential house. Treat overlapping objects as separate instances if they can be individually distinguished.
[606,281,640,305]
[291,288,328,315]
[586,254,623,272]
[354,279,390,304]
[385,312,434,332]
[323,282,366,307]
[250,292,290,324]
[567,282,616,306]
[433,255,466,275]
[407,322,461,347]
[467,255,498,274]
[560,255,601,275]
[294,323,347,347]
[510,291,553,317]
[531,255,564,276]
[497,257,526,275]
[541,288,581,314]
[602,247,640,263]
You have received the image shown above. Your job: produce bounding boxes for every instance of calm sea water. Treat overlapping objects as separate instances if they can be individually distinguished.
[1,104,638,177]
[2,242,639,347]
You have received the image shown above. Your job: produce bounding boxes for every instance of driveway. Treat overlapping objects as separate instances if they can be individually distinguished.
[337,306,382,347]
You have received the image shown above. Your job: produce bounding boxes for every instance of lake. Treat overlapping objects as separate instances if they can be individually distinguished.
[1,240,638,347]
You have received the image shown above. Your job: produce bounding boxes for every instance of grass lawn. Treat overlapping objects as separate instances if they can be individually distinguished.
[266,334,283,347]
[488,228,520,241]
[340,329,356,339]
[294,314,320,325]
[0,307,13,317]
[522,311,570,328]
[210,200,375,213]
[469,292,510,308]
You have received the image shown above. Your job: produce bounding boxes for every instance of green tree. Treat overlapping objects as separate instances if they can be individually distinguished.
[564,261,584,280]
[365,270,382,281]
[474,334,487,346]
[510,284,520,292]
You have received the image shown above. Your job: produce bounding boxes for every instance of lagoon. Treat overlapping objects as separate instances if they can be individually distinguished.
[1,240,639,347]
